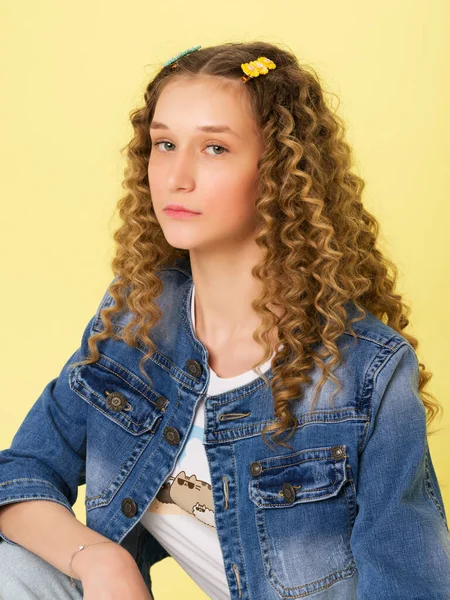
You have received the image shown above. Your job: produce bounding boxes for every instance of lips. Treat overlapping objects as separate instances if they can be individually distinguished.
[164,208,198,214]
[164,205,201,215]
[163,207,201,219]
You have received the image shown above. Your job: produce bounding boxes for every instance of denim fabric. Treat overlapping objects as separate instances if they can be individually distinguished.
[0,539,84,599]
[0,253,449,599]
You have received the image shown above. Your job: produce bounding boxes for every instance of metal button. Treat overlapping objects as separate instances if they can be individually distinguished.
[155,396,168,410]
[331,445,345,459]
[250,461,262,476]
[121,497,137,517]
[163,426,181,446]
[105,391,127,412]
[281,482,296,504]
[186,359,202,378]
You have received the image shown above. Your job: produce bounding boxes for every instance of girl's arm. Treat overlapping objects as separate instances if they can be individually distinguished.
[0,500,129,581]
[350,343,450,597]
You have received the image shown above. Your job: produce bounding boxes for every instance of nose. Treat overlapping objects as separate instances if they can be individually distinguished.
[166,148,196,191]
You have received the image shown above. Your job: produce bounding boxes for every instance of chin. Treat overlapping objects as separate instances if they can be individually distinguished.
[161,232,201,251]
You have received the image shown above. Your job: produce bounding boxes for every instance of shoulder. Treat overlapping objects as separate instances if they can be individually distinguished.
[340,302,421,423]
[341,301,417,365]
[92,256,192,328]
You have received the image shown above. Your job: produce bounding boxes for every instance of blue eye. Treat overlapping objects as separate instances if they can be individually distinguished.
[152,141,229,156]
[205,144,228,156]
[154,141,174,151]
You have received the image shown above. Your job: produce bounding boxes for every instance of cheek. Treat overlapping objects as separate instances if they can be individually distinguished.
[147,163,160,192]
[206,166,259,218]
[147,167,167,212]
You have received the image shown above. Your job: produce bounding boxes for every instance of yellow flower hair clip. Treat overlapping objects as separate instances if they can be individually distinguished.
[240,56,276,83]
[162,47,276,83]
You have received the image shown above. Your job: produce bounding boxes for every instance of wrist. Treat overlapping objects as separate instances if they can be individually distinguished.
[70,540,129,581]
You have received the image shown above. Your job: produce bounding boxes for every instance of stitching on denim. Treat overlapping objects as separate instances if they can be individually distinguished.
[85,430,153,506]
[257,445,348,466]
[93,365,155,406]
[210,415,367,441]
[96,354,156,396]
[0,478,64,492]
[74,378,151,431]
[0,495,74,514]
[341,331,404,350]
[261,454,346,472]
[229,442,248,596]
[257,488,356,594]
[423,450,448,527]
[128,382,183,498]
[358,343,410,456]
[344,464,357,536]
[253,459,347,507]
[73,368,160,432]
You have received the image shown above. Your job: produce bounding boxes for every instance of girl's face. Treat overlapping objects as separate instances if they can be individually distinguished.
[148,76,265,253]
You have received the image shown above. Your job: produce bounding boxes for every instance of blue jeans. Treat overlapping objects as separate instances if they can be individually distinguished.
[0,540,84,599]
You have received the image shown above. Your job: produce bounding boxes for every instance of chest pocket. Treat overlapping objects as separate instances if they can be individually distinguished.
[248,445,357,596]
[69,353,168,508]
[70,353,166,436]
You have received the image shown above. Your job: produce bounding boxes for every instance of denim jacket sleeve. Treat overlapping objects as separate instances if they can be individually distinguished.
[0,306,100,546]
[350,342,450,598]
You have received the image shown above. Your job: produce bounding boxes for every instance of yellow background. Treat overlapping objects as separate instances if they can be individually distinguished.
[1,1,449,597]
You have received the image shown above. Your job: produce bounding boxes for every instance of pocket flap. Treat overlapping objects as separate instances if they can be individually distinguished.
[70,353,166,435]
[249,445,349,508]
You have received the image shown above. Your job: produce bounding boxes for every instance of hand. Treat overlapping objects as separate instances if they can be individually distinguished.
[74,543,154,600]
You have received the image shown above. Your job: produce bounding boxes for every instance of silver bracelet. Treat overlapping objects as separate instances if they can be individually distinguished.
[69,540,117,588]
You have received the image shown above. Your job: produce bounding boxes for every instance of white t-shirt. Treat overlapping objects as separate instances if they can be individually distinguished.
[139,284,278,599]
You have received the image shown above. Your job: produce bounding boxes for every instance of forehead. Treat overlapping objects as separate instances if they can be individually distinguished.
[152,76,260,138]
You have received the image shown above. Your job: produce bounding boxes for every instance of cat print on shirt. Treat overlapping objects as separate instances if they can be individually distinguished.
[154,471,215,527]
[146,423,217,528]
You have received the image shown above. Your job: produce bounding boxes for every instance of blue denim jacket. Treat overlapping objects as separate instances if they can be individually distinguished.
[1,256,450,599]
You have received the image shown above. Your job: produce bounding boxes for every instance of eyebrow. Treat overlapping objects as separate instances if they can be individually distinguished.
[149,121,242,139]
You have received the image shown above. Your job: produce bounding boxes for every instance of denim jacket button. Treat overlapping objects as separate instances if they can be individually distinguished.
[331,445,345,459]
[186,359,202,378]
[105,391,127,412]
[163,426,181,446]
[281,482,296,504]
[250,461,263,476]
[155,396,168,410]
[121,497,137,517]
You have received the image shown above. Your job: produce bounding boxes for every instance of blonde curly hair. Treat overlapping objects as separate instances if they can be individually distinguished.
[71,40,442,450]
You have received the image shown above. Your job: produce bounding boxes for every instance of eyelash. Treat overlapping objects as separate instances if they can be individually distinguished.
[151,140,229,156]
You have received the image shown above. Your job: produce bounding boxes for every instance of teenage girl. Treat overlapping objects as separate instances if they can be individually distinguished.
[0,41,449,600]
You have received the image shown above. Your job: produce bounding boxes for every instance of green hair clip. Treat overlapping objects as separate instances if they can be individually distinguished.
[163,45,202,68]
